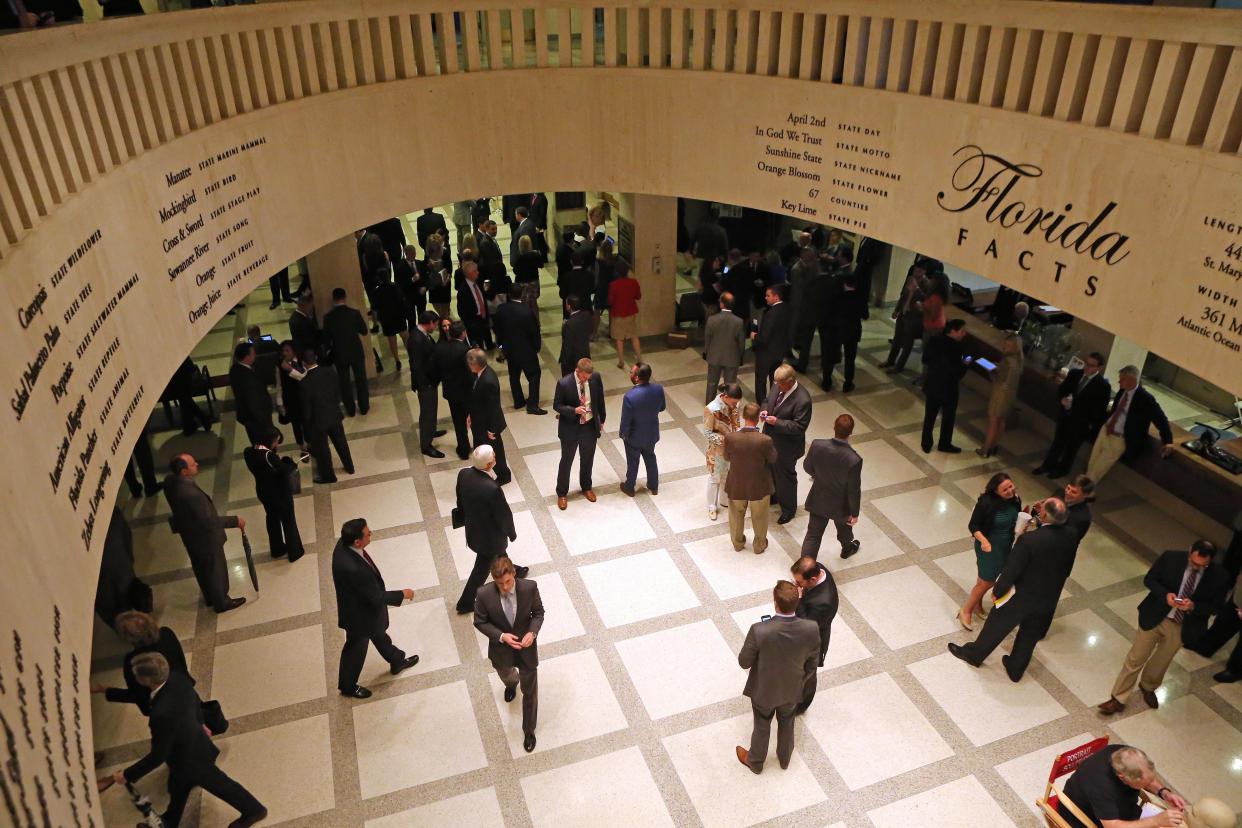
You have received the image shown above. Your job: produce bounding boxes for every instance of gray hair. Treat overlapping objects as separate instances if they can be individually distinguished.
[1042,497,1068,525]
[1119,365,1140,378]
[466,348,488,369]
[131,652,170,688]
[1110,747,1152,782]
[471,444,495,469]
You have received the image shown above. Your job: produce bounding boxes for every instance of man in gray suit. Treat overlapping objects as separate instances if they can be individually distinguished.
[474,556,544,753]
[736,581,820,774]
[724,403,777,554]
[802,413,864,560]
[163,454,246,613]
[703,292,747,403]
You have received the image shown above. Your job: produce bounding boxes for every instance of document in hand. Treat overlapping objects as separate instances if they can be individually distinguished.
[994,585,1016,608]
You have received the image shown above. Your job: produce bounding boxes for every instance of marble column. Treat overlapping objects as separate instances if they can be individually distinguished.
[305,234,377,378]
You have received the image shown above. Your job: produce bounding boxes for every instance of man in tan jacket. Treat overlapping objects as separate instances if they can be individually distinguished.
[724,403,778,553]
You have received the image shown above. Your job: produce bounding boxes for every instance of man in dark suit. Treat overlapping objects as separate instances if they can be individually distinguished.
[331,519,420,698]
[553,358,606,510]
[454,445,527,614]
[510,205,539,265]
[1085,365,1175,486]
[322,287,370,417]
[466,348,511,485]
[393,244,427,319]
[735,581,820,774]
[734,248,772,318]
[1098,540,1229,714]
[110,654,266,828]
[724,403,778,553]
[821,258,867,393]
[494,287,546,415]
[751,285,792,403]
[457,261,493,351]
[229,342,274,444]
[802,413,863,560]
[703,292,747,403]
[288,293,320,357]
[1033,352,1111,477]
[300,349,355,484]
[406,311,445,457]
[163,454,245,614]
[555,231,577,301]
[619,362,666,496]
[790,556,838,714]
[558,295,593,376]
[242,427,304,563]
[475,221,508,321]
[415,206,450,254]
[474,556,544,753]
[761,364,813,525]
[434,320,473,460]
[921,318,970,454]
[948,499,1078,680]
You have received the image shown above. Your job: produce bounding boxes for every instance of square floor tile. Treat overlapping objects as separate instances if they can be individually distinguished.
[354,681,488,798]
[895,430,988,472]
[729,606,872,670]
[504,406,563,448]
[610,427,705,478]
[578,549,700,628]
[225,496,317,555]
[866,775,1016,828]
[488,649,628,756]
[342,394,402,435]
[132,520,193,577]
[521,746,674,828]
[909,652,1067,746]
[200,715,335,827]
[216,553,322,632]
[873,488,973,549]
[665,381,713,419]
[1110,695,1242,812]
[523,445,622,497]
[781,510,905,570]
[473,572,586,658]
[995,733,1097,818]
[448,510,553,579]
[330,478,422,531]
[1213,680,1242,713]
[839,566,960,650]
[1032,609,1136,705]
[1068,527,1152,591]
[649,474,719,533]
[1098,503,1197,555]
[616,620,740,720]
[429,465,524,517]
[150,575,202,642]
[211,625,327,718]
[662,714,826,828]
[549,493,655,554]
[853,438,926,490]
[361,598,459,686]
[343,432,414,478]
[805,672,953,789]
[365,531,440,592]
[366,788,504,827]
[642,347,709,383]
[848,386,926,428]
[805,400,872,439]
[682,534,798,600]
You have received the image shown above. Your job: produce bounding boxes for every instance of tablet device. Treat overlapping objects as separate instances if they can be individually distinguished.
[974,357,997,372]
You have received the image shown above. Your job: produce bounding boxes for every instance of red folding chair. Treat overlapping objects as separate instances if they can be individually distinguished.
[1036,736,1110,828]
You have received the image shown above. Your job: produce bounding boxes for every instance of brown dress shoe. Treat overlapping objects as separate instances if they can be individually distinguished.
[583,489,597,502]
[557,496,568,510]
[1140,688,1159,709]
[1097,697,1125,715]
[735,745,759,774]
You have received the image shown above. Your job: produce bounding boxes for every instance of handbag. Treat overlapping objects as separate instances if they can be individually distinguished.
[201,699,229,734]
[281,456,302,496]
[451,507,464,529]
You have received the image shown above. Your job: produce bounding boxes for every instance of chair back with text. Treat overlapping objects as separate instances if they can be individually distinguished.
[1037,736,1110,828]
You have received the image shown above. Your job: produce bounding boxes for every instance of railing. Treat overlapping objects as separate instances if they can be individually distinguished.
[0,0,1239,257]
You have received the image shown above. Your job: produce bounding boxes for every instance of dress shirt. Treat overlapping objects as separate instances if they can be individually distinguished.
[578,379,593,424]
[1108,387,1136,434]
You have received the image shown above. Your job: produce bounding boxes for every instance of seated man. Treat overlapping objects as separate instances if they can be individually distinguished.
[1057,744,1186,828]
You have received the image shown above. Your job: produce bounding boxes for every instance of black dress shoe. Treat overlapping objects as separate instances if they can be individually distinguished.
[287,550,304,563]
[528,407,548,415]
[1213,670,1240,683]
[947,642,979,667]
[395,360,402,372]
[455,605,472,615]
[128,486,144,498]
[144,483,164,497]
[921,443,932,454]
[341,686,372,699]
[390,654,420,675]
[1001,655,1021,682]
[938,444,963,454]
[456,449,470,460]
[842,381,855,392]
[841,540,861,559]
[344,466,356,475]
[514,565,530,578]
[216,597,246,613]
[777,513,795,525]
[504,685,517,703]
[228,806,268,828]
[270,547,287,559]
[1031,466,1048,475]
[314,476,338,484]
[268,301,280,310]
[496,476,512,486]
[434,429,447,437]
[819,379,834,391]
[523,734,536,753]
[422,447,446,458]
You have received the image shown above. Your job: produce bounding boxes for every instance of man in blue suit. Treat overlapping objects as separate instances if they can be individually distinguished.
[620,362,666,496]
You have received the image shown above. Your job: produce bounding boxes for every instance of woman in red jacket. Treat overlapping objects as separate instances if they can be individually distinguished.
[607,260,642,369]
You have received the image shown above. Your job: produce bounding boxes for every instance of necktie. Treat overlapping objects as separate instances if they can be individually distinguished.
[774,390,786,410]
[360,550,380,577]
[1105,391,1130,435]
[472,283,486,318]
[1171,568,1201,624]
[1078,373,1091,394]
[578,381,589,423]
[503,591,516,626]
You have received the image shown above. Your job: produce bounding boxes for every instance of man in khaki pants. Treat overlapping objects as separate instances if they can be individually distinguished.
[1098,540,1227,715]
[723,403,777,553]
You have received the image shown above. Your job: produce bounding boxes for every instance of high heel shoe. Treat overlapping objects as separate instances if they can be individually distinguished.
[956,610,973,631]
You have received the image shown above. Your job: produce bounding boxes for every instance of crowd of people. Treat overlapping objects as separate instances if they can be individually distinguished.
[91,203,1242,827]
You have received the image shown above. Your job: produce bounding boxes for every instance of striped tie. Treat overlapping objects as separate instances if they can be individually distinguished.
[1171,568,1201,624]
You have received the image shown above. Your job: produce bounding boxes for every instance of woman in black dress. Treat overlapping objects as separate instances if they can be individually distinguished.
[275,340,310,459]
[93,611,192,716]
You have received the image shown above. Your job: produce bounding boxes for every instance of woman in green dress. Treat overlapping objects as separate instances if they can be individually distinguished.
[958,472,1021,630]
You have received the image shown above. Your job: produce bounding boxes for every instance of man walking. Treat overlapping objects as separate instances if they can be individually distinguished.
[474,557,544,753]
[821,263,867,392]
[466,348,512,485]
[1033,352,1110,478]
[790,557,838,714]
[558,295,592,376]
[300,349,355,484]
[332,518,420,699]
[163,454,246,613]
[434,320,473,460]
[553,358,606,510]
[948,499,1078,681]
[454,445,527,613]
[734,581,820,774]
[802,414,863,560]
[1098,540,1228,714]
[921,318,970,454]
[703,292,746,403]
[494,287,546,415]
[751,285,792,403]
[229,341,273,444]
[619,362,666,497]
[724,403,777,554]
[407,311,446,458]
[322,288,370,417]
[762,364,813,525]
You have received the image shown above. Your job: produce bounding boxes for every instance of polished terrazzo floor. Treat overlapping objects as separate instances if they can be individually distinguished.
[92,210,1242,827]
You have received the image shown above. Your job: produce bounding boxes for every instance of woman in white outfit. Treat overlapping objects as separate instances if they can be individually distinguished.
[703,383,743,520]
